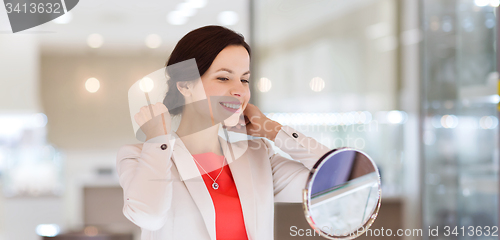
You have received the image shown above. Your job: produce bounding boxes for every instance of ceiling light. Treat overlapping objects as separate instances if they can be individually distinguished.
[145,34,162,48]
[52,12,72,24]
[167,11,188,25]
[217,11,239,26]
[87,34,103,48]
[85,78,100,93]
[491,0,500,7]
[139,77,154,93]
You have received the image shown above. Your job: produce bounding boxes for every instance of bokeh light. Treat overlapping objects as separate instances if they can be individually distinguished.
[85,78,100,93]
[309,77,325,92]
[257,77,272,92]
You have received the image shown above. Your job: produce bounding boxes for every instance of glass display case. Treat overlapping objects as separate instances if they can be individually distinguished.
[421,0,498,239]
[0,113,64,197]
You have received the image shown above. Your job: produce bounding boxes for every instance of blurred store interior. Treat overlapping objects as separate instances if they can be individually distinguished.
[0,0,498,239]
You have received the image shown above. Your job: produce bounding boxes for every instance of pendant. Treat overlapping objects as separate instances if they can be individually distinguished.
[212,182,219,190]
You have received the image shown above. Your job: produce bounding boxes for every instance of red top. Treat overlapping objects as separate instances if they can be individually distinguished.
[192,152,248,240]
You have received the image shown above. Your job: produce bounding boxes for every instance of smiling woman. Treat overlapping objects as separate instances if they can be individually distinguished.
[174,45,252,138]
[116,25,332,240]
[163,26,251,116]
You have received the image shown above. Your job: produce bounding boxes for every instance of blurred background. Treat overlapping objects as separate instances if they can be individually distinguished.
[0,0,497,239]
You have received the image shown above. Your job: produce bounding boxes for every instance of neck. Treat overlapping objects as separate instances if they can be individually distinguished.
[176,109,222,156]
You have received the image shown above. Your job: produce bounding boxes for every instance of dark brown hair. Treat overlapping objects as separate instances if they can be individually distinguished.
[163,25,251,116]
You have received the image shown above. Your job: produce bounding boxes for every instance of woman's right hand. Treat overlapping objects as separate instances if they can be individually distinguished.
[134,102,171,141]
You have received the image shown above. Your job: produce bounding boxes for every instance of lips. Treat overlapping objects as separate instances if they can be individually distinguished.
[219,101,242,113]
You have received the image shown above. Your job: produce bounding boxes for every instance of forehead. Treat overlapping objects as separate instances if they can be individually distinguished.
[209,45,250,72]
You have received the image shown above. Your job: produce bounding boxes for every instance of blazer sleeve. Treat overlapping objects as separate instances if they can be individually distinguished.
[265,125,331,202]
[116,135,176,231]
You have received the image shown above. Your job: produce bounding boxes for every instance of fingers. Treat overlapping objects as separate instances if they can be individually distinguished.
[134,113,144,126]
[153,102,169,115]
[243,103,254,114]
[147,102,169,118]
[134,102,170,126]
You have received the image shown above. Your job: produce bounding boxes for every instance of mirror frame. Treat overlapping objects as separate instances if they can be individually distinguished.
[302,147,382,240]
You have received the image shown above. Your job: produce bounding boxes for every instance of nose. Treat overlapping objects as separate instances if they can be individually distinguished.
[230,81,246,98]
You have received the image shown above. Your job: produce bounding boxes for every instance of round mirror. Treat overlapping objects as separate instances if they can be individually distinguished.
[303,148,381,239]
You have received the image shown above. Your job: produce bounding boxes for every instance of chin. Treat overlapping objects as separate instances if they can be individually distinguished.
[222,112,242,127]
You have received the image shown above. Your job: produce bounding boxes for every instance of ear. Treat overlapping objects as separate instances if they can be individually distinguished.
[176,81,192,97]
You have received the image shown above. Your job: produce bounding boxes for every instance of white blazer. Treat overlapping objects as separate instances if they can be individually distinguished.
[116,125,330,240]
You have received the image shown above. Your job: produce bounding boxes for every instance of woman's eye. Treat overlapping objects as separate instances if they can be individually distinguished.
[217,77,229,81]
[241,79,249,83]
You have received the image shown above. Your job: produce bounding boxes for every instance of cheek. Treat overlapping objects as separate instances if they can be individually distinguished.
[203,87,215,98]
[201,81,217,97]
[244,88,251,104]
[247,88,251,100]
[204,85,225,100]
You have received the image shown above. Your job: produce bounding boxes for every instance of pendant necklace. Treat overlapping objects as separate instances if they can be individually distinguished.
[193,155,226,190]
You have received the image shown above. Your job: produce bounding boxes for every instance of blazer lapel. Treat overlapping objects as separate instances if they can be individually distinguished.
[170,132,216,240]
[169,128,258,240]
[219,135,257,240]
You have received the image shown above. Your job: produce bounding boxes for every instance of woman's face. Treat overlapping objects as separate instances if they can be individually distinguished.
[188,45,251,126]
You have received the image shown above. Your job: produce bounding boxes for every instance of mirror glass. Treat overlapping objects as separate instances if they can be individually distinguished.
[303,148,381,239]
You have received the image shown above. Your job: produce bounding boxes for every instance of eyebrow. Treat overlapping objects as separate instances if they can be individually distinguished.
[216,68,251,75]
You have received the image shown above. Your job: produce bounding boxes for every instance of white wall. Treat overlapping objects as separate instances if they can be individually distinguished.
[0,4,40,112]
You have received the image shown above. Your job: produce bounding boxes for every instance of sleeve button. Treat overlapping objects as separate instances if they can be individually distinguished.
[161,144,168,150]
[292,133,299,138]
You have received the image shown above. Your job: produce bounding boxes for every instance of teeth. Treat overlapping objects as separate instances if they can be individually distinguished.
[221,102,240,109]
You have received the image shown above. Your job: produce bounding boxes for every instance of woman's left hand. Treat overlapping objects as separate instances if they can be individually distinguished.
[228,103,282,141]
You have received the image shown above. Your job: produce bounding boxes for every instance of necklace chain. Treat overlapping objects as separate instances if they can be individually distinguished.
[192,155,226,188]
